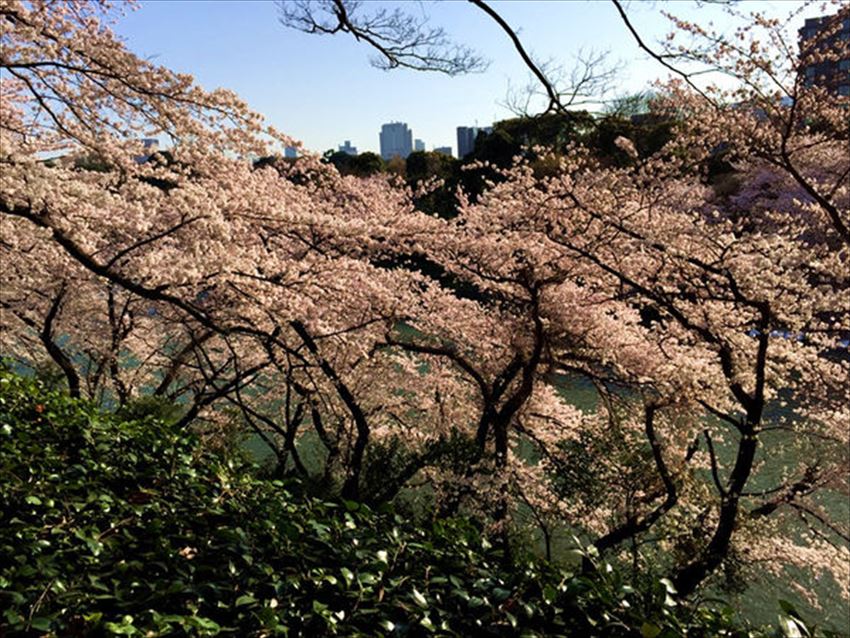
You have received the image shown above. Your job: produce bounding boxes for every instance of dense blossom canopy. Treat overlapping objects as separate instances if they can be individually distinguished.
[1,0,847,613]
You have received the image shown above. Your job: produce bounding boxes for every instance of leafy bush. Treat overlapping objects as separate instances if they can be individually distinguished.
[0,371,828,636]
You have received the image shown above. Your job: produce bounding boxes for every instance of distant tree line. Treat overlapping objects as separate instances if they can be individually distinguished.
[273,105,677,220]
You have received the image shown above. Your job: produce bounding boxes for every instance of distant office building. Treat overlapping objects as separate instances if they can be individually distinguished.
[456,127,476,159]
[284,146,298,159]
[379,122,413,160]
[433,146,453,157]
[338,140,358,155]
[799,12,850,96]
[456,126,493,158]
[414,138,425,152]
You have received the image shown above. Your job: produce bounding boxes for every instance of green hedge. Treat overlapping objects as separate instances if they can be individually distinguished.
[0,370,824,636]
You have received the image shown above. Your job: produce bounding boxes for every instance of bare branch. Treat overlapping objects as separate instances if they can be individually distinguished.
[503,49,622,116]
[277,0,488,75]
[468,0,563,115]
[610,0,717,106]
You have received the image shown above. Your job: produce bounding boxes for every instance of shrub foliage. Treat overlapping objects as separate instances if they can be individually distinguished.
[0,371,828,637]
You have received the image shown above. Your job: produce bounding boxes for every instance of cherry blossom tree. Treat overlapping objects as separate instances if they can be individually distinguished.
[1,0,847,612]
[280,0,850,604]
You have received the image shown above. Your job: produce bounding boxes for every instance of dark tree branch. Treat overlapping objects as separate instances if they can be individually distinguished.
[277,0,487,75]
[610,0,717,106]
[154,329,215,396]
[702,429,726,497]
[593,403,678,552]
[468,0,563,114]
[2,286,81,398]
[291,319,369,500]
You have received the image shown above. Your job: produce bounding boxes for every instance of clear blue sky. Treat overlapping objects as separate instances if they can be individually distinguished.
[114,0,814,156]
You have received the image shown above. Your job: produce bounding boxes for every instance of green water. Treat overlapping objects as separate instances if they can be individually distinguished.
[243,371,849,632]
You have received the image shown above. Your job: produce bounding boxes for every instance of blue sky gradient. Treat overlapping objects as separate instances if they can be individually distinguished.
[114,0,815,156]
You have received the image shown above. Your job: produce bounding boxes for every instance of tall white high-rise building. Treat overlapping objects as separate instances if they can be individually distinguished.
[379,122,413,160]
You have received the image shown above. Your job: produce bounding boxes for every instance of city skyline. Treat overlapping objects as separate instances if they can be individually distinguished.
[114,1,825,155]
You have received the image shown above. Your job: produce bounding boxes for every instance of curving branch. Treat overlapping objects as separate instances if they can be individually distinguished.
[290,319,370,500]
[467,0,562,113]
[278,0,619,115]
[593,403,679,553]
[610,0,716,106]
[473,1,619,116]
[1,285,81,398]
[277,0,487,75]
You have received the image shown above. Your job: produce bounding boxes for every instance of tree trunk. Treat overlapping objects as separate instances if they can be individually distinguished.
[673,426,758,595]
